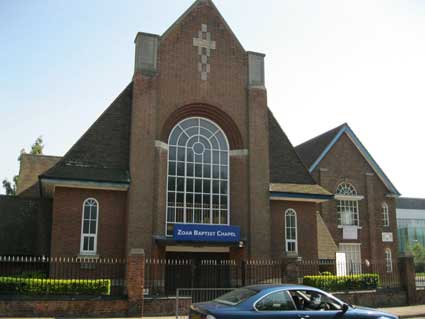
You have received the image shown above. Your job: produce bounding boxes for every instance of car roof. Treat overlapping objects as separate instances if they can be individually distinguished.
[245,284,316,292]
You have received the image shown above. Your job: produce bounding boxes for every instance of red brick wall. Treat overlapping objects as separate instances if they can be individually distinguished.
[270,200,319,260]
[128,1,270,258]
[50,187,127,257]
[313,133,399,261]
[0,299,129,317]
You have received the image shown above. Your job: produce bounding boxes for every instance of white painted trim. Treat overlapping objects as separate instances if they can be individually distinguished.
[382,202,390,227]
[270,196,328,203]
[80,198,100,256]
[386,193,400,198]
[385,248,393,273]
[337,225,362,229]
[165,117,231,235]
[229,149,248,156]
[42,178,128,191]
[308,125,400,196]
[248,85,266,90]
[165,245,230,253]
[155,140,169,150]
[285,208,298,255]
[334,195,364,201]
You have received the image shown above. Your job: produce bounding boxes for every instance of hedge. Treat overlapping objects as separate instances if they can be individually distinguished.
[303,273,379,291]
[0,277,111,296]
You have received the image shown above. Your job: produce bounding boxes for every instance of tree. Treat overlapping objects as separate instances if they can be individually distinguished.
[30,136,44,155]
[2,136,44,196]
[2,179,16,196]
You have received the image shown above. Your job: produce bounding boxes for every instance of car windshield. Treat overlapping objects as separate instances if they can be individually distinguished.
[214,288,258,306]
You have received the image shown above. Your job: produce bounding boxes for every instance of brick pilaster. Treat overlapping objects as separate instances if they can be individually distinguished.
[365,173,378,263]
[247,86,271,258]
[127,248,145,316]
[399,254,417,305]
[284,257,300,284]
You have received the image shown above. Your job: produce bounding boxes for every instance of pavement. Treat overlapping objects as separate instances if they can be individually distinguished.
[5,305,425,318]
[141,305,425,318]
[377,305,425,318]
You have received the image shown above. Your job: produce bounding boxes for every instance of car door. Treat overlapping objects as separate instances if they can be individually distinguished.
[251,290,299,319]
[288,289,351,319]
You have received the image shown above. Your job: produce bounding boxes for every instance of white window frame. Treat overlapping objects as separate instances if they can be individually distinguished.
[385,248,393,273]
[339,243,362,274]
[382,202,390,227]
[336,182,360,227]
[285,209,298,254]
[80,198,99,256]
[165,117,230,236]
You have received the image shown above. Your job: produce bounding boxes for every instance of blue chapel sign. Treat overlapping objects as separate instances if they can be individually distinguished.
[173,224,240,243]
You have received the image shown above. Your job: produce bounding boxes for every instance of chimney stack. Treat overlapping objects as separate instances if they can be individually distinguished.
[134,32,159,75]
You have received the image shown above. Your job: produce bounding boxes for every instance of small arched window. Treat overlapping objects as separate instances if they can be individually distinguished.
[285,209,297,254]
[336,182,359,226]
[385,248,393,273]
[382,202,390,227]
[80,198,99,255]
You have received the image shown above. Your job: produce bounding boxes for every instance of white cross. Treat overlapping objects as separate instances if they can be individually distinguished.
[193,24,216,80]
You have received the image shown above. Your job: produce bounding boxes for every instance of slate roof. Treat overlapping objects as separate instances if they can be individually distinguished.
[295,123,346,170]
[397,197,425,210]
[295,123,400,195]
[268,111,316,185]
[41,84,319,188]
[41,83,133,184]
[269,183,332,196]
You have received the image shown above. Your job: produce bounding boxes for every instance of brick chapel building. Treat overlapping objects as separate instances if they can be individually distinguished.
[296,124,400,268]
[3,0,400,271]
[15,0,332,262]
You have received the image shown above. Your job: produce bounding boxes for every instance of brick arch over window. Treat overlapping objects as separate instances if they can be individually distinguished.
[161,104,244,150]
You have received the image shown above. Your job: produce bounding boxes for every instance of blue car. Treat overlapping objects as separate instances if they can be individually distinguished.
[189,284,398,319]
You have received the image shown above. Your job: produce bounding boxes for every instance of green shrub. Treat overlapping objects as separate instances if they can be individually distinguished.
[319,271,332,276]
[303,273,379,291]
[0,277,111,296]
[18,271,47,279]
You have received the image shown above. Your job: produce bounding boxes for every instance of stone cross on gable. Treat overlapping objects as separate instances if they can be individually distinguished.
[193,24,216,81]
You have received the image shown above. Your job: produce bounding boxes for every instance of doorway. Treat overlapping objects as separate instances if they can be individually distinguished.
[165,251,232,294]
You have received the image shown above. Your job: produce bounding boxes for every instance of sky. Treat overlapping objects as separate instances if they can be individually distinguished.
[1,0,424,197]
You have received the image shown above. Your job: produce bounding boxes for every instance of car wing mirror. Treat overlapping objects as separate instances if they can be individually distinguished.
[341,303,349,313]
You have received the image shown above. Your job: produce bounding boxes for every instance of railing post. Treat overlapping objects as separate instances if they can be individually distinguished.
[176,288,179,319]
[127,248,145,316]
[399,254,417,305]
[241,260,246,287]
[285,257,300,284]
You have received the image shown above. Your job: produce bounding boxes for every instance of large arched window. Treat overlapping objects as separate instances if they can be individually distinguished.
[336,182,360,226]
[166,117,229,236]
[285,209,297,254]
[382,202,390,227]
[80,198,99,255]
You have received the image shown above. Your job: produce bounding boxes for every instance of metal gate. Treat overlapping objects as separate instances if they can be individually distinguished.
[176,288,234,319]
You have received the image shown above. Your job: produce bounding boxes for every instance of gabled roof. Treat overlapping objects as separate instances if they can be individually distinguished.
[40,89,321,192]
[295,124,346,170]
[161,0,245,52]
[41,83,133,184]
[295,123,400,196]
[268,111,317,185]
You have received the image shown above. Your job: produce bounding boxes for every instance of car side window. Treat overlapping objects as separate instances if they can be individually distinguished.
[289,290,342,311]
[255,291,296,311]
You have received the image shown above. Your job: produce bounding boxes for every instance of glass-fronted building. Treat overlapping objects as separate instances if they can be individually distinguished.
[397,198,425,253]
